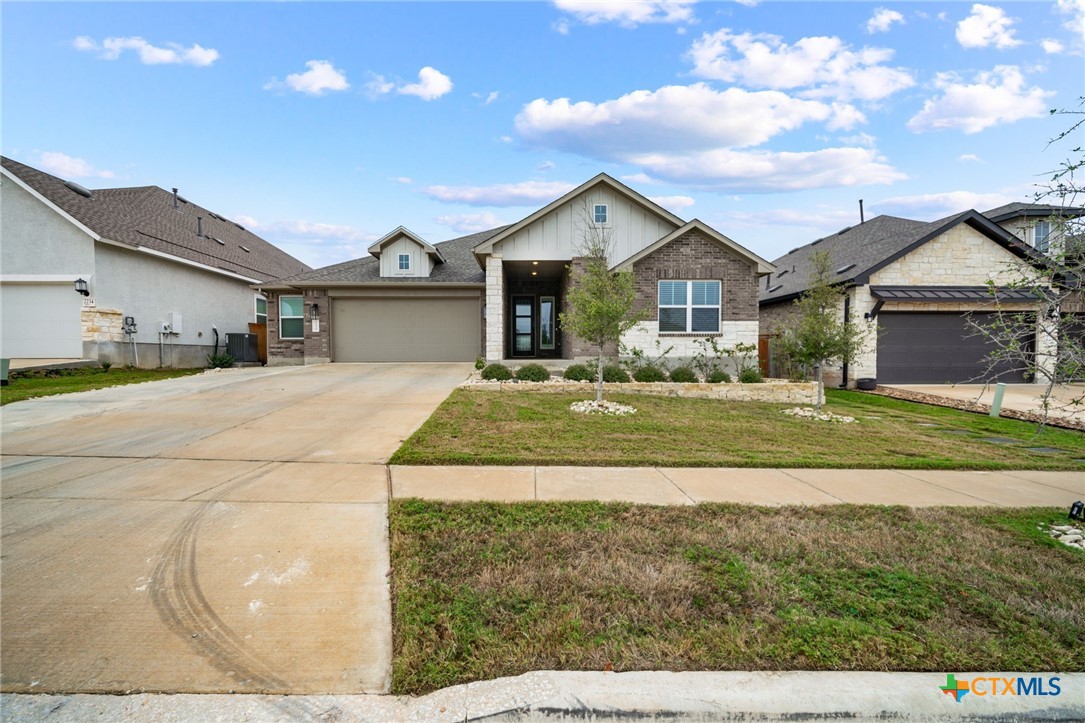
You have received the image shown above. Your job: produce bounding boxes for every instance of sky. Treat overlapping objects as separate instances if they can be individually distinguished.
[2,1,1082,270]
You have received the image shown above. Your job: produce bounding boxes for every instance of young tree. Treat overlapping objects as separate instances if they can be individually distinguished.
[559,200,647,403]
[772,251,872,409]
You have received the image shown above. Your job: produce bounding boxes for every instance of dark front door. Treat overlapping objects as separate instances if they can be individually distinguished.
[512,295,534,357]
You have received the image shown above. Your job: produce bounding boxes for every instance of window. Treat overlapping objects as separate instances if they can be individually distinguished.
[1034,221,1051,254]
[279,295,304,339]
[593,204,608,225]
[658,280,720,333]
[255,296,267,325]
[398,253,411,271]
[540,296,555,350]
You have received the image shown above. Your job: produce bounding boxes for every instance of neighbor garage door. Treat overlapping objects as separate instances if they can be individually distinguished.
[877,312,1031,384]
[331,295,481,362]
[0,283,83,358]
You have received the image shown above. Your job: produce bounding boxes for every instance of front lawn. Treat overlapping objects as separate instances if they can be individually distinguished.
[390,501,1084,695]
[389,388,1085,470]
[0,366,204,405]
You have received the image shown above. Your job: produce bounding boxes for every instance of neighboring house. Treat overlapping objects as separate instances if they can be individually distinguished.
[1,156,310,367]
[759,204,1084,386]
[258,174,773,366]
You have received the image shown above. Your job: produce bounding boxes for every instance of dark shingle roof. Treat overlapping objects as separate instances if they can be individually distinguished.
[2,156,310,282]
[266,226,511,287]
[983,202,1085,222]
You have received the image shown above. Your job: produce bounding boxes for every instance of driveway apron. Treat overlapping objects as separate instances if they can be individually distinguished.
[0,363,470,695]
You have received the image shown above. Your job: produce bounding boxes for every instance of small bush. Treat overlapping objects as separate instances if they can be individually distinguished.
[100,361,112,371]
[707,370,732,383]
[206,352,235,369]
[669,366,697,383]
[602,365,630,383]
[632,365,667,383]
[738,368,764,383]
[481,363,514,381]
[563,364,596,382]
[474,356,486,371]
[516,363,551,382]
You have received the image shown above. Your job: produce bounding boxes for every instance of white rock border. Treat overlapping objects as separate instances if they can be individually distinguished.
[781,407,858,424]
[570,400,637,416]
[1043,523,1085,551]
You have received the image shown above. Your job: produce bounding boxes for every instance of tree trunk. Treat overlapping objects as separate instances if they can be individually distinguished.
[596,353,604,403]
[816,364,824,410]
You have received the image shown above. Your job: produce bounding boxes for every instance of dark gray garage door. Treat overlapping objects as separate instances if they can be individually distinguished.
[331,295,481,362]
[877,312,1032,384]
[1062,313,1085,381]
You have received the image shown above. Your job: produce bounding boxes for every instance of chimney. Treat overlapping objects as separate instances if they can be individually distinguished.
[197,216,203,237]
[172,188,179,209]
[859,199,865,224]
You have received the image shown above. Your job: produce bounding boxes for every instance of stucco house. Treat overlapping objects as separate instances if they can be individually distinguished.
[759,203,1084,386]
[258,174,773,366]
[0,156,310,367]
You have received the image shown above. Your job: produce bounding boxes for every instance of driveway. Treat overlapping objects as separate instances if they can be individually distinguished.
[0,363,470,695]
[883,383,1085,424]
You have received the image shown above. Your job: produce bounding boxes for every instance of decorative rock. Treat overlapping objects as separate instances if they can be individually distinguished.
[569,400,637,416]
[1052,526,1073,532]
[1059,534,1083,544]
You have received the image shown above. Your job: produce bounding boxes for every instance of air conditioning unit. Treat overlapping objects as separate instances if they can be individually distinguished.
[225,333,258,362]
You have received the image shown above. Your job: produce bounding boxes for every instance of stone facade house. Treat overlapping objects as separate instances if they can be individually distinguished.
[258,174,773,366]
[759,204,1084,386]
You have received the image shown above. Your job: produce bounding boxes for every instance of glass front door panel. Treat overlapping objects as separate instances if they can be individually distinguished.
[512,295,534,357]
[539,297,555,350]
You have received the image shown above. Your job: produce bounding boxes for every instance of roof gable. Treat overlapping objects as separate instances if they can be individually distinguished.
[614,219,775,275]
[367,226,445,263]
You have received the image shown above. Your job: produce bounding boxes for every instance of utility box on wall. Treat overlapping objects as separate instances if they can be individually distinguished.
[167,312,183,335]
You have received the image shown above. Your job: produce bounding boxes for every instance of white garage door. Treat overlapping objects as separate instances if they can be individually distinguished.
[0,284,84,358]
[331,296,481,362]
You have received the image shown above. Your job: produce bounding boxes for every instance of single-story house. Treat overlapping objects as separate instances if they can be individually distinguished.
[0,156,310,367]
[258,173,774,366]
[759,203,1084,386]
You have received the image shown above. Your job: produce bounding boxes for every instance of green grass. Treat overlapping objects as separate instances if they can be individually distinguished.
[389,388,1085,470]
[0,366,204,405]
[390,501,1085,695]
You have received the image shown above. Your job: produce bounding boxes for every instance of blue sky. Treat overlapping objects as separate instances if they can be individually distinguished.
[3,1,1082,269]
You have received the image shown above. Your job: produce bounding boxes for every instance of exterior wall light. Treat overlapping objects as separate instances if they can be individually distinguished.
[74,278,90,296]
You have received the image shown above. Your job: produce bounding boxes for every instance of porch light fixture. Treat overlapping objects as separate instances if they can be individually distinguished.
[531,271,537,276]
[310,302,320,319]
[532,260,538,265]
[74,278,89,296]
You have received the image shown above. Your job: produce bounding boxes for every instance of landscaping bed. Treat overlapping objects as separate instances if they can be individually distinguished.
[390,501,1085,695]
[0,366,204,405]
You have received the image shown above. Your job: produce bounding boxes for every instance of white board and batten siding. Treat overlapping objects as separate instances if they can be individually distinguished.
[378,236,434,278]
[493,189,679,261]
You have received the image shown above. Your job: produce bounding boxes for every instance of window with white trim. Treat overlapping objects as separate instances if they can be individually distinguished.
[279,295,304,339]
[398,253,411,270]
[658,280,721,333]
[255,296,267,325]
[593,203,608,225]
[1034,221,1051,254]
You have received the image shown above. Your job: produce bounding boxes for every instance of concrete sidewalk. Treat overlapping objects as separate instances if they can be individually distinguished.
[390,466,1083,507]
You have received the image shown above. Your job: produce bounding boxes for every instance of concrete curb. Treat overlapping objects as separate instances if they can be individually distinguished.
[4,671,1082,722]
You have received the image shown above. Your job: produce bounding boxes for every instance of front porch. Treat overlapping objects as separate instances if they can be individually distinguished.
[486,257,573,362]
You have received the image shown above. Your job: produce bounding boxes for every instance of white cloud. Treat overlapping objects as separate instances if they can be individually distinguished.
[553,0,696,28]
[423,180,576,207]
[37,151,115,179]
[553,18,571,35]
[687,29,914,102]
[735,0,760,6]
[234,215,379,268]
[398,67,453,100]
[875,190,1020,219]
[537,161,556,171]
[364,72,395,97]
[473,90,500,105]
[648,195,695,213]
[435,212,506,233]
[959,153,983,162]
[516,83,853,156]
[391,176,413,184]
[1057,0,1085,36]
[1041,39,1065,54]
[72,36,219,66]
[866,8,904,34]
[907,66,1053,134]
[956,4,1022,49]
[838,132,878,148]
[621,173,656,184]
[266,60,349,96]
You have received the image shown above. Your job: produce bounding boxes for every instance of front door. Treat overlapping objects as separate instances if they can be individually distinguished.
[512,295,534,357]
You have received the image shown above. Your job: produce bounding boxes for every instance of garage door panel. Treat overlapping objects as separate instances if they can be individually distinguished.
[1,284,83,358]
[877,312,1031,384]
[331,297,480,362]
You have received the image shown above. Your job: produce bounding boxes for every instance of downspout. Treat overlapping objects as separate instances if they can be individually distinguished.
[212,325,219,357]
[840,293,850,388]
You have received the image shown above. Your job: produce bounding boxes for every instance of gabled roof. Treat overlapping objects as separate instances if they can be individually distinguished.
[471,173,685,258]
[983,202,1085,223]
[613,219,775,275]
[759,210,1037,305]
[260,226,509,290]
[367,226,445,263]
[1,156,310,283]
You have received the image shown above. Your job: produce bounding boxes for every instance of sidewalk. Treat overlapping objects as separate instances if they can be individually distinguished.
[390,466,1083,507]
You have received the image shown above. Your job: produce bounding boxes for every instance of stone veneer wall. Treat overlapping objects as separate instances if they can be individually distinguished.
[463,380,816,404]
[82,307,125,346]
[485,255,503,362]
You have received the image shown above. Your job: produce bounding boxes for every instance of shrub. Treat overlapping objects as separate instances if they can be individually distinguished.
[206,352,235,369]
[602,364,630,383]
[100,361,113,372]
[632,365,667,383]
[669,366,697,383]
[481,363,514,381]
[516,363,551,382]
[474,356,486,371]
[707,370,732,384]
[738,368,764,383]
[563,363,596,382]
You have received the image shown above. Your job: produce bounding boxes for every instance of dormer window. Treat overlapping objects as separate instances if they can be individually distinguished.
[1034,221,1051,254]
[593,204,608,225]
[398,253,411,270]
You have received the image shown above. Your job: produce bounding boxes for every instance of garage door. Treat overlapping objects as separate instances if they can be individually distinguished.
[331,296,480,362]
[877,312,1031,384]
[0,283,83,358]
[1062,313,1085,381]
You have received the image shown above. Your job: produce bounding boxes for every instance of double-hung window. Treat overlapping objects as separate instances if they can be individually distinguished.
[255,296,267,325]
[398,253,411,271]
[1034,221,1051,254]
[658,280,721,333]
[279,295,304,339]
[593,204,608,225]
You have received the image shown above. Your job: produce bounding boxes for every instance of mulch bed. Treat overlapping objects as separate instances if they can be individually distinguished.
[864,386,1085,432]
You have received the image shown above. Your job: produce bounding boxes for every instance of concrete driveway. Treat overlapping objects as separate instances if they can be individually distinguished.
[884,383,1085,424]
[0,363,470,695]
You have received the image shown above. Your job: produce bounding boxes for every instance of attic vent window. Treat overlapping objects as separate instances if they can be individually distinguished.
[211,236,225,246]
[836,226,852,235]
[787,247,800,254]
[234,222,245,231]
[209,212,223,221]
[767,284,783,293]
[64,180,92,198]
[177,194,189,204]
[811,238,823,246]
[777,269,790,277]
[240,245,250,253]
[836,263,856,275]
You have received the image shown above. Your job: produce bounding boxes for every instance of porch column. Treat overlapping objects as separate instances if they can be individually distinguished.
[1035,312,1058,384]
[485,254,503,362]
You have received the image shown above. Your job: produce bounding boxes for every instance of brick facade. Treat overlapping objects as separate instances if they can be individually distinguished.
[266,289,330,365]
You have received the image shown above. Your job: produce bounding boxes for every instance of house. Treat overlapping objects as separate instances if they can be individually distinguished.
[758,203,1085,386]
[257,174,773,366]
[0,156,310,367]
